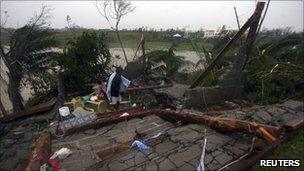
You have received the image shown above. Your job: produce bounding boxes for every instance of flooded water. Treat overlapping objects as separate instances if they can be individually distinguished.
[110,48,202,67]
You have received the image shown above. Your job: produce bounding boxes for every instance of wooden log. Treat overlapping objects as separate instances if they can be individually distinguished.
[63,108,283,143]
[63,108,150,135]
[25,132,51,171]
[0,98,57,123]
[153,109,282,141]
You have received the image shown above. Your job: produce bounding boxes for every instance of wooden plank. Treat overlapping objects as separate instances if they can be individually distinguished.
[0,98,57,123]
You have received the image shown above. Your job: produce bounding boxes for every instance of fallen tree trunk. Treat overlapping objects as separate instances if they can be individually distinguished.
[63,108,282,143]
[153,109,283,143]
[0,98,57,123]
[25,132,51,171]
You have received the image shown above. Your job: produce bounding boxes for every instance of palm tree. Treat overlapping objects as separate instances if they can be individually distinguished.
[145,44,193,77]
[247,33,303,103]
[0,6,58,112]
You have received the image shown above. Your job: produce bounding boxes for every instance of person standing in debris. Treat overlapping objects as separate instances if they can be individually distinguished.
[106,67,131,110]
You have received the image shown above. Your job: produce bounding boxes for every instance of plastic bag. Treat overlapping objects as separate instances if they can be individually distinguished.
[50,148,72,160]
[131,140,150,150]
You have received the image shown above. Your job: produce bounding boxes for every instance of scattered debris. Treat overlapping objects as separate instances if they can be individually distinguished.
[1,98,58,123]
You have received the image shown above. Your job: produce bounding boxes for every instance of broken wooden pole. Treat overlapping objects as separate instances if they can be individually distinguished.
[25,132,51,171]
[190,2,265,89]
[153,109,282,142]
[63,108,282,144]
[63,109,151,135]
[0,98,57,123]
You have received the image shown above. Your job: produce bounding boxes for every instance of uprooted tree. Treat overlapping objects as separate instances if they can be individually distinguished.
[95,0,136,65]
[0,6,58,112]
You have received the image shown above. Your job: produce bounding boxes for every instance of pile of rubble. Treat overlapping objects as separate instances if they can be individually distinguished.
[0,99,302,170]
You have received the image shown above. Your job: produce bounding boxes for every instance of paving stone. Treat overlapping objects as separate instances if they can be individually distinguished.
[105,128,124,136]
[171,129,201,143]
[142,115,163,122]
[119,150,137,161]
[136,123,159,134]
[266,107,286,116]
[155,141,179,155]
[158,158,176,170]
[78,135,110,146]
[168,126,191,133]
[169,145,201,167]
[207,160,221,171]
[143,122,174,136]
[95,125,114,135]
[187,124,209,133]
[205,154,213,164]
[108,160,130,170]
[115,131,136,143]
[281,113,300,123]
[211,150,223,157]
[280,100,303,109]
[135,151,148,165]
[61,133,88,142]
[113,121,128,130]
[255,110,272,122]
[189,157,200,168]
[147,152,159,160]
[178,163,196,170]
[90,141,111,151]
[214,151,233,165]
[206,134,232,151]
[144,161,158,171]
[127,118,143,125]
[84,129,96,135]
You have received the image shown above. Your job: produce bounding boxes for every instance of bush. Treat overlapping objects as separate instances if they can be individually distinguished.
[56,31,111,93]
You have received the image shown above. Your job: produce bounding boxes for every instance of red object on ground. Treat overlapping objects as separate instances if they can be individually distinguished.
[48,159,62,171]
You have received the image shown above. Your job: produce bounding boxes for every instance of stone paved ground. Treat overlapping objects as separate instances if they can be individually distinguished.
[192,100,304,126]
[0,100,302,171]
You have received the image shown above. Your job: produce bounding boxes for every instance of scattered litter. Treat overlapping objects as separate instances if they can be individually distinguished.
[60,114,97,130]
[59,106,70,117]
[47,159,61,171]
[81,96,90,103]
[144,130,167,142]
[50,148,72,160]
[131,140,150,150]
[120,113,130,117]
[72,107,92,118]
[197,129,207,171]
[90,95,98,101]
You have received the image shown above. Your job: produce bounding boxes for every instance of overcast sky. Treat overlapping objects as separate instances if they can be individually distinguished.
[1,1,303,32]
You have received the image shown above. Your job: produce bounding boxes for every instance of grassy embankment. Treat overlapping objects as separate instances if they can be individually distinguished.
[53,29,213,51]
